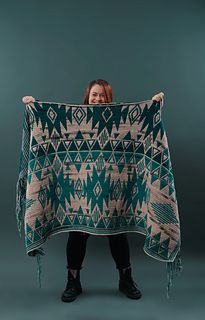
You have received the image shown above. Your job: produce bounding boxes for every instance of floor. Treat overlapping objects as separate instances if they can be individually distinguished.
[1,234,204,320]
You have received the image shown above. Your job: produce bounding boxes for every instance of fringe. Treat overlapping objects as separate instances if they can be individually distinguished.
[31,248,45,289]
[166,251,183,298]
[16,177,25,238]
[36,254,42,288]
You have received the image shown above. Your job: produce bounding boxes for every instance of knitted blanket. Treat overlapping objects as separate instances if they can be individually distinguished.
[16,99,182,294]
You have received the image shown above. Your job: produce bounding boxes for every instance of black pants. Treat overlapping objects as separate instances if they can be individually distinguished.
[66,231,131,270]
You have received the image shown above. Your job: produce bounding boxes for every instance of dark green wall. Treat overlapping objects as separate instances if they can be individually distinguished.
[0,0,205,254]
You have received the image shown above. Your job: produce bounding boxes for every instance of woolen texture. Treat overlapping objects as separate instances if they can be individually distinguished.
[16,99,182,293]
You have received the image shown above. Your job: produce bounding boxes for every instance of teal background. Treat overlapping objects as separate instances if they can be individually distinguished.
[0,0,205,319]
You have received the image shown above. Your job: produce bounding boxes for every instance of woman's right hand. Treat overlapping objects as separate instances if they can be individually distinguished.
[22,96,35,104]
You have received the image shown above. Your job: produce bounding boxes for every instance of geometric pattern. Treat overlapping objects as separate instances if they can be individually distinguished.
[16,99,181,265]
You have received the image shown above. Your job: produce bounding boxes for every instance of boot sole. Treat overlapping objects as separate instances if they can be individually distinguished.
[61,291,82,303]
[119,287,142,300]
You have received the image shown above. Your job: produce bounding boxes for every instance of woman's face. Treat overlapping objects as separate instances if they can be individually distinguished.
[88,84,106,104]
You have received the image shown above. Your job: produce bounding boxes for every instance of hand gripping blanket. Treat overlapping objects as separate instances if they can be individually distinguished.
[16,99,182,296]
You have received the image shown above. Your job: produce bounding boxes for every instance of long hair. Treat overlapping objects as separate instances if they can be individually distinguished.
[83,79,113,104]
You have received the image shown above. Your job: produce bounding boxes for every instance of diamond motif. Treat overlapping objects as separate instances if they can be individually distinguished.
[94,181,102,198]
[102,107,112,122]
[55,183,62,199]
[73,107,86,125]
[75,178,83,199]
[129,105,141,124]
[47,107,57,123]
[38,186,47,208]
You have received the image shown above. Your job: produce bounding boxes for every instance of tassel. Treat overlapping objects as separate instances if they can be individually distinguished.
[36,253,42,289]
[32,248,45,289]
[16,177,25,238]
[166,251,183,298]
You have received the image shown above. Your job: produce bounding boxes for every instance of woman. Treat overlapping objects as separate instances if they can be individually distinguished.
[22,80,164,302]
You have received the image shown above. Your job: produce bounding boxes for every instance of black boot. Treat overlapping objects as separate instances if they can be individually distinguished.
[119,267,142,299]
[61,269,82,302]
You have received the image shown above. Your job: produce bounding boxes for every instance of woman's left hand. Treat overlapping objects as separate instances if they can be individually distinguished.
[152,92,164,106]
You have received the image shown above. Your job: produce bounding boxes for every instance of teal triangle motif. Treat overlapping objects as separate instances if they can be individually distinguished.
[35,170,42,181]
[147,225,152,235]
[69,152,78,162]
[97,217,106,228]
[89,218,95,227]
[161,238,170,248]
[111,140,119,149]
[26,237,33,246]
[112,208,118,217]
[69,141,78,151]
[57,141,65,152]
[41,143,49,153]
[44,157,51,167]
[136,143,144,154]
[153,152,162,164]
[34,160,42,171]
[160,166,168,178]
[108,154,115,163]
[48,143,56,154]
[121,217,127,226]
[102,141,112,151]
[91,140,101,150]
[152,147,160,156]
[64,133,70,139]
[63,216,71,226]
[107,219,114,228]
[73,215,80,225]
[89,132,95,138]
[123,131,132,140]
[75,140,84,149]
[118,164,125,173]
[85,153,93,162]
[74,153,82,162]
[151,161,160,173]
[78,206,84,215]
[35,218,41,229]
[87,108,93,123]
[128,155,134,164]
[114,133,120,138]
[124,142,133,153]
[33,230,41,241]
[26,223,33,233]
[160,179,168,190]
[75,130,84,139]
[27,231,32,240]
[137,218,146,229]
[118,155,125,164]
[145,148,152,158]
[53,217,61,228]
[80,141,90,151]
[159,248,169,259]
[129,216,135,225]
[115,141,123,151]
[63,140,72,150]
[152,231,161,242]
[149,243,160,253]
[151,173,158,184]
